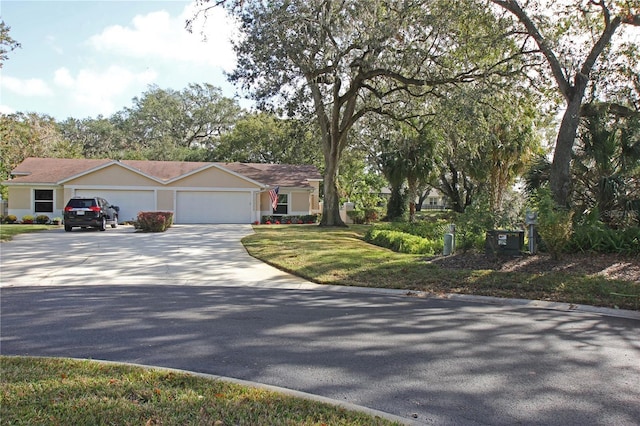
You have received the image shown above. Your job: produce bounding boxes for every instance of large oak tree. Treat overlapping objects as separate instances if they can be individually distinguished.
[193,0,527,225]
[0,113,80,199]
[490,0,640,207]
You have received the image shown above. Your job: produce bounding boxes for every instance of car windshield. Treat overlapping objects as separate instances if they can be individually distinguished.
[67,199,96,208]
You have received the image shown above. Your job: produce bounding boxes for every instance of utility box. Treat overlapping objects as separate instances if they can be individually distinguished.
[485,230,524,256]
[443,233,454,256]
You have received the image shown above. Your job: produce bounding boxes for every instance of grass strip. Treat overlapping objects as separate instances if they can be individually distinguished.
[1,356,399,426]
[0,224,59,242]
[242,225,639,311]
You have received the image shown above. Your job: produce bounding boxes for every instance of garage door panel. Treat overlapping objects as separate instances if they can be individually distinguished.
[176,191,251,224]
[74,190,155,223]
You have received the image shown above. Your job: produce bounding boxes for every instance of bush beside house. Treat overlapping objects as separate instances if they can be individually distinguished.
[135,212,174,232]
[260,214,318,225]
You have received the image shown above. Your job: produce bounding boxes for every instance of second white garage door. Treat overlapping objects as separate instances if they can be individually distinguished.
[74,189,155,223]
[176,191,252,224]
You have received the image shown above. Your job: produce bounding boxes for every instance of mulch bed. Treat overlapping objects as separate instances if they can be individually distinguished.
[425,252,640,283]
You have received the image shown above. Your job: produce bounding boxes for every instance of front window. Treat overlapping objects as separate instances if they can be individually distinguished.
[34,189,54,213]
[274,193,288,215]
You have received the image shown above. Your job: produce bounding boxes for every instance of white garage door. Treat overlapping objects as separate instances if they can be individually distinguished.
[176,191,252,224]
[74,190,155,223]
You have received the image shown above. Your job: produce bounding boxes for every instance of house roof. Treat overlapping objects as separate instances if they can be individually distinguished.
[223,163,322,187]
[6,157,322,188]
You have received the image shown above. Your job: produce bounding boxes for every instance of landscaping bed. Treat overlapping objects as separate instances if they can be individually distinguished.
[244,225,640,311]
[426,252,640,282]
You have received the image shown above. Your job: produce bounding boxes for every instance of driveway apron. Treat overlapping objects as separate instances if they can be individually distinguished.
[0,225,311,288]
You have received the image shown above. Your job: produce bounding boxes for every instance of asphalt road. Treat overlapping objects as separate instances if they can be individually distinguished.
[1,226,639,425]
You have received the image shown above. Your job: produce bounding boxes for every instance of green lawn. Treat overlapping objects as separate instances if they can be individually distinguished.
[0,356,397,426]
[243,225,640,311]
[0,224,60,241]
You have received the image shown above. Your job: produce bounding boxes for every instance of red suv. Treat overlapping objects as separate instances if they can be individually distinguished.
[63,197,119,232]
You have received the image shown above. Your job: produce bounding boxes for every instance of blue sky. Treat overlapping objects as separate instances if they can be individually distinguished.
[0,0,243,121]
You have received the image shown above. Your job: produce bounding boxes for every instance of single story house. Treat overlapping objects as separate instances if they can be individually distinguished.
[3,157,322,224]
[421,187,449,210]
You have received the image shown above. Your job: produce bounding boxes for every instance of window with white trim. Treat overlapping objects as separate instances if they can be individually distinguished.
[274,193,288,215]
[34,189,54,213]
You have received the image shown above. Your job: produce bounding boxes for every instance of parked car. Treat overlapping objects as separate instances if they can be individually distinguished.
[63,197,119,232]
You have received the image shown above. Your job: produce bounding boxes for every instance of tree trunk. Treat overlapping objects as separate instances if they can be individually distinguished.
[416,191,426,212]
[407,176,418,222]
[320,141,347,227]
[550,77,588,207]
[386,184,406,221]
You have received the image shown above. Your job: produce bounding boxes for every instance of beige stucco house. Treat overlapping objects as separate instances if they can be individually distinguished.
[4,157,322,224]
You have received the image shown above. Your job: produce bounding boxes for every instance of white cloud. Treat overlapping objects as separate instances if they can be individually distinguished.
[54,68,75,88]
[87,4,238,71]
[0,104,16,115]
[53,66,158,116]
[0,76,54,97]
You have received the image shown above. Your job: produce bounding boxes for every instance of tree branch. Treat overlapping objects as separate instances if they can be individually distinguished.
[490,0,571,98]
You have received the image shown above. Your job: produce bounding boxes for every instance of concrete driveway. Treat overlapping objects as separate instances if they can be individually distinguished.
[0,224,314,288]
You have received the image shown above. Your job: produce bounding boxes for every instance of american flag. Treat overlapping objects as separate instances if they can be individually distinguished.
[269,186,279,211]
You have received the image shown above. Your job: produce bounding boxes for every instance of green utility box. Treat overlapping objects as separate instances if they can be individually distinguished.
[485,230,524,256]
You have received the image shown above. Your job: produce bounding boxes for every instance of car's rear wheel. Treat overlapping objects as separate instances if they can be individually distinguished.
[99,217,106,231]
[64,225,72,232]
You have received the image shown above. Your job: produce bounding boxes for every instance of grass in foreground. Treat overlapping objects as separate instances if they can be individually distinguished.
[0,224,59,241]
[0,356,397,426]
[243,225,639,311]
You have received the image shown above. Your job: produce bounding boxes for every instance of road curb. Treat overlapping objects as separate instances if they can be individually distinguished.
[439,293,640,320]
[317,284,640,321]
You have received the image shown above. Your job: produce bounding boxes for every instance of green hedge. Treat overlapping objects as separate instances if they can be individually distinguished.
[375,221,449,239]
[364,228,442,255]
[260,214,318,224]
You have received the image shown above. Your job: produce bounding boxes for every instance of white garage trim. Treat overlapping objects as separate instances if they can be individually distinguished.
[73,188,156,223]
[175,190,253,224]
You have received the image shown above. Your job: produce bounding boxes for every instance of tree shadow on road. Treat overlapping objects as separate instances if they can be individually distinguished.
[2,284,639,425]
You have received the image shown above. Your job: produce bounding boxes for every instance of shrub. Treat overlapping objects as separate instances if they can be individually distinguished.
[570,222,640,255]
[21,215,34,224]
[347,208,380,224]
[364,227,442,255]
[52,217,62,225]
[347,209,366,224]
[35,215,50,224]
[531,188,573,260]
[260,214,318,224]
[135,211,173,232]
[378,221,449,240]
[364,208,379,223]
[452,199,499,253]
[5,215,17,224]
